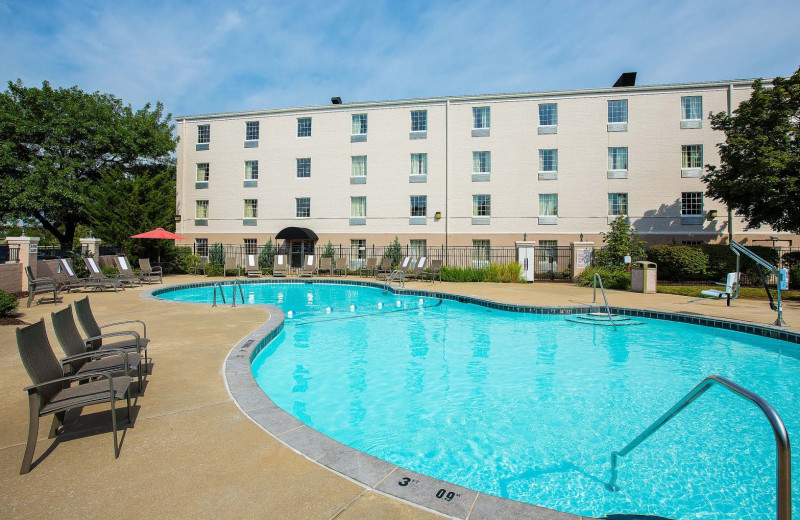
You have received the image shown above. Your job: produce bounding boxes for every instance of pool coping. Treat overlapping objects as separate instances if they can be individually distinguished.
[144,279,800,520]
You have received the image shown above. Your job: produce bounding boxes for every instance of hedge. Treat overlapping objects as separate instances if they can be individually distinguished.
[575,266,630,290]
[0,290,18,317]
[646,245,707,282]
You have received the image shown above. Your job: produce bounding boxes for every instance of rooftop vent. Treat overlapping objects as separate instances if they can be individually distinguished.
[331,97,342,104]
[613,72,637,88]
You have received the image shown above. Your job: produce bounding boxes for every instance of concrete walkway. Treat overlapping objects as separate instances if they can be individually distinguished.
[1,276,797,519]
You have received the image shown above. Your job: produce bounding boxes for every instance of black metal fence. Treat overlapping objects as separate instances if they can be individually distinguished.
[0,244,8,263]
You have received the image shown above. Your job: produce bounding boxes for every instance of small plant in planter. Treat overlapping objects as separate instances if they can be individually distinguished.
[0,290,19,318]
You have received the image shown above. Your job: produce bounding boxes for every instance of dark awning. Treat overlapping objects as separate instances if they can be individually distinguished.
[275,227,319,240]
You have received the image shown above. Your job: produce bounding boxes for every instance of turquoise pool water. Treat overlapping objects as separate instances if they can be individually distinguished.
[159,282,798,519]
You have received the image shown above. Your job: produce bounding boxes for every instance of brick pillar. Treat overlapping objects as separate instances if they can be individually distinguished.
[6,236,41,290]
[570,241,594,281]
[79,237,102,260]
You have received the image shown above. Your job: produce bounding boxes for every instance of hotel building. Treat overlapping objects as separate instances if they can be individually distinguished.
[174,75,795,263]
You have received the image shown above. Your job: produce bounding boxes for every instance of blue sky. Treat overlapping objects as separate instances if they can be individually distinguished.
[1,0,799,119]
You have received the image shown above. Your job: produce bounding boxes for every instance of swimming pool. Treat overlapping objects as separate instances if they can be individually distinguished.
[156,281,798,519]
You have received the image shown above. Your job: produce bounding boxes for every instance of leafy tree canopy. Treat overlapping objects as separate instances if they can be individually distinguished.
[704,67,800,233]
[0,79,176,249]
[595,216,646,266]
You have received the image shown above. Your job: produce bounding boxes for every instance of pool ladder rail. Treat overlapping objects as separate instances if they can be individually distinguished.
[607,375,791,520]
[212,280,245,307]
[383,269,405,293]
[566,273,642,326]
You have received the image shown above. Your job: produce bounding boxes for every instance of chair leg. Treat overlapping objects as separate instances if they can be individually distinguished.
[21,394,40,474]
[26,290,34,308]
[48,411,65,438]
[110,394,119,458]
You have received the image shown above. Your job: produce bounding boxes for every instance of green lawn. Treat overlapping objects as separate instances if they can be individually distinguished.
[657,285,800,301]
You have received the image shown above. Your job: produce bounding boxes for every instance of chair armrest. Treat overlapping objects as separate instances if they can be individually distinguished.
[24,371,114,392]
[151,266,163,274]
[101,319,146,338]
[84,331,141,352]
[60,351,131,373]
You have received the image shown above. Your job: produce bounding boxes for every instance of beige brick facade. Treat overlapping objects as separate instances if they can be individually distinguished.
[175,79,798,252]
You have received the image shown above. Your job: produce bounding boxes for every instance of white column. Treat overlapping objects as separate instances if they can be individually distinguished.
[6,236,41,290]
[79,237,103,260]
[571,241,594,280]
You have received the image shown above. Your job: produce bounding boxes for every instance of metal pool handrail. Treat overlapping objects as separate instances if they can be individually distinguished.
[608,375,791,520]
[231,279,245,307]
[592,273,616,327]
[212,282,226,307]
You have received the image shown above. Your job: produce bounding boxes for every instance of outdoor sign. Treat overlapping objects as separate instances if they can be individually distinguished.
[29,244,37,255]
[576,247,591,269]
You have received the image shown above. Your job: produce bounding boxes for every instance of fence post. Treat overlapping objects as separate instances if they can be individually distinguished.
[6,236,41,291]
[79,237,102,261]
[571,241,594,281]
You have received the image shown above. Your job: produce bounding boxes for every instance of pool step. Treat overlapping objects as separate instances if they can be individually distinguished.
[566,314,645,326]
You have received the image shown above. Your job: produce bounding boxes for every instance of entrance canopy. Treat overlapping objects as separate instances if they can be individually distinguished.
[275,227,318,240]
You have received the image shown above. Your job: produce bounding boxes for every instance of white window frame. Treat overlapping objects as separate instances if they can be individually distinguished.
[538,149,558,173]
[411,110,427,132]
[244,160,258,180]
[608,147,629,171]
[350,196,366,217]
[473,151,491,174]
[682,144,703,169]
[410,195,427,217]
[296,197,311,218]
[195,200,209,219]
[351,156,367,178]
[607,99,628,123]
[297,117,312,137]
[243,199,258,218]
[352,113,368,135]
[538,194,558,217]
[296,158,311,178]
[681,192,703,216]
[196,163,209,182]
[409,239,427,258]
[197,124,210,144]
[472,194,491,217]
[538,103,557,127]
[410,153,428,176]
[608,193,628,216]
[681,96,702,121]
[245,121,259,141]
[472,107,490,129]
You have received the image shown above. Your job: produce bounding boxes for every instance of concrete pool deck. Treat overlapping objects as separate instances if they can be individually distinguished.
[1,275,798,519]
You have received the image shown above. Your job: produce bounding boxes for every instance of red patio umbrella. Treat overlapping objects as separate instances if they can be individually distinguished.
[130,228,186,264]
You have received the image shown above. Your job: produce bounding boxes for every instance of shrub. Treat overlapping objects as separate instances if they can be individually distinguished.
[259,238,275,271]
[321,240,335,258]
[484,262,523,283]
[575,266,631,290]
[204,264,224,277]
[594,216,646,266]
[101,266,120,277]
[0,289,18,317]
[698,244,737,281]
[208,243,225,266]
[174,247,199,274]
[384,236,403,269]
[440,266,486,282]
[645,245,708,282]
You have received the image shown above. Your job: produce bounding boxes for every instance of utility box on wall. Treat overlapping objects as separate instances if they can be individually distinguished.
[515,241,536,282]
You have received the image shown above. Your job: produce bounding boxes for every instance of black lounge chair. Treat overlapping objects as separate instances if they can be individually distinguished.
[52,305,143,392]
[24,266,61,308]
[74,297,150,374]
[16,319,132,474]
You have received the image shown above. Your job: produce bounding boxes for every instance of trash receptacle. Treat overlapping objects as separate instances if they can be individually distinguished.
[631,261,657,293]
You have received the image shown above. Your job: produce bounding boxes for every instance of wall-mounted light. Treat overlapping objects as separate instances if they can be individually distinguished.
[175,215,182,222]
[708,210,718,219]
[434,211,442,219]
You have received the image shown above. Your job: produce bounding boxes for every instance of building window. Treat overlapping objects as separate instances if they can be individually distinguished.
[352,113,368,135]
[473,194,491,216]
[243,238,258,255]
[296,197,310,218]
[539,149,558,172]
[681,192,703,216]
[539,103,557,126]
[472,107,490,129]
[245,121,259,141]
[351,156,367,178]
[682,145,703,169]
[473,151,491,173]
[297,117,312,137]
[196,200,209,219]
[410,195,427,217]
[351,239,366,263]
[195,238,208,257]
[472,239,490,267]
[410,239,427,257]
[244,199,258,218]
[197,124,210,144]
[608,147,629,171]
[296,158,311,178]
[608,193,628,216]
[410,153,427,175]
[351,196,366,217]
[681,96,702,121]
[411,110,427,132]
[608,99,628,123]
[539,194,558,216]
[244,160,258,180]
[196,163,209,182]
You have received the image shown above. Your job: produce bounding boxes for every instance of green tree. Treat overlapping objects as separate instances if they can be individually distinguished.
[209,243,225,266]
[0,80,176,249]
[704,67,800,233]
[594,216,646,266]
[384,236,403,268]
[321,240,335,258]
[258,238,275,271]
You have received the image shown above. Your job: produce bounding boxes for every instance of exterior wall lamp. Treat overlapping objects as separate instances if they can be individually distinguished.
[434,211,442,219]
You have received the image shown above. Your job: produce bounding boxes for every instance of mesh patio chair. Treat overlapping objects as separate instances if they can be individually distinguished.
[113,256,144,286]
[375,257,392,279]
[52,305,143,392]
[360,257,377,277]
[83,257,124,291]
[425,259,443,283]
[138,258,163,284]
[16,319,132,474]
[333,256,348,277]
[318,256,333,276]
[406,257,428,280]
[24,266,61,308]
[74,296,150,374]
[299,254,316,277]
[272,255,288,277]
[245,254,262,278]
[56,258,114,293]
